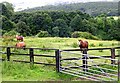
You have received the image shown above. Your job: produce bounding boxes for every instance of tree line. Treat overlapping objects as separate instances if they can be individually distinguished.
[1,2,120,40]
[22,2,118,16]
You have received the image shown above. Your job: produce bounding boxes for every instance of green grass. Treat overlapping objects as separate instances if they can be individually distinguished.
[2,61,76,81]
[0,37,120,81]
[0,62,2,82]
[1,37,119,49]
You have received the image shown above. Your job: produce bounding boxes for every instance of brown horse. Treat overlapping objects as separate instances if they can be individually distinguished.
[78,40,88,49]
[16,35,24,41]
[16,42,26,50]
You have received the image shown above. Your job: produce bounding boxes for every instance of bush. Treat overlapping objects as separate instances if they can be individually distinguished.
[71,42,78,48]
[3,30,19,42]
[36,31,50,37]
[3,30,19,37]
[99,43,103,46]
[71,31,99,40]
[112,43,115,46]
[89,43,95,47]
[2,30,18,46]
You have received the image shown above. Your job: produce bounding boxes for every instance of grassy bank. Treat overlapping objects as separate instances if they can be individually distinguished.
[2,61,75,81]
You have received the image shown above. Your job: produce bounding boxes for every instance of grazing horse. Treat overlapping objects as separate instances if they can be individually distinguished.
[78,40,88,49]
[16,35,24,41]
[16,42,26,50]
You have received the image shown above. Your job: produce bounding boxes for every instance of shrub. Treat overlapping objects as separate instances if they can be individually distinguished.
[71,31,80,38]
[71,31,99,40]
[2,30,18,46]
[3,30,19,37]
[36,31,50,37]
[71,42,78,48]
[112,43,115,46]
[99,43,103,46]
[89,43,95,47]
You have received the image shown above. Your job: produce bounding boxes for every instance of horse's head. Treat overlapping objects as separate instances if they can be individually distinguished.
[78,40,83,45]
[78,40,88,49]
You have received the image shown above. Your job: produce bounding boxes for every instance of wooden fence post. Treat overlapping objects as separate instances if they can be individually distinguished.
[7,47,10,61]
[111,48,115,64]
[118,59,120,81]
[29,48,34,65]
[55,49,60,72]
[82,49,88,72]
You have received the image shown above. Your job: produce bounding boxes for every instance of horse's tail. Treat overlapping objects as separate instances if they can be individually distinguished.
[22,37,24,41]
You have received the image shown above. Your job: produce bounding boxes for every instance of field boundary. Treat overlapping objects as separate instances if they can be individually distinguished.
[0,46,59,70]
[0,46,120,81]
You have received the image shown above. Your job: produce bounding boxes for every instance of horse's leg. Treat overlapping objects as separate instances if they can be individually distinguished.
[23,46,26,50]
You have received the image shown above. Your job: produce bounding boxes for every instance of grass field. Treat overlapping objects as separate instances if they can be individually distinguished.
[1,37,119,49]
[1,37,120,81]
[2,61,76,81]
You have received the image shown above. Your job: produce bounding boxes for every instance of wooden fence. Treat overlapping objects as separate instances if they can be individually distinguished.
[0,46,120,72]
[0,46,60,72]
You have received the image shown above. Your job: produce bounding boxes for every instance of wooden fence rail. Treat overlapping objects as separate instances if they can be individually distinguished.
[0,46,59,71]
[0,46,120,72]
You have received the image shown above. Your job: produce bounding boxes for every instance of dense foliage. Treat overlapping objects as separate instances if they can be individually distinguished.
[1,2,120,40]
[36,31,50,37]
[22,2,118,16]
[71,31,99,40]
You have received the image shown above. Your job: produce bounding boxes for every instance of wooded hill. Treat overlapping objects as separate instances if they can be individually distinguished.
[1,2,120,41]
[22,2,118,16]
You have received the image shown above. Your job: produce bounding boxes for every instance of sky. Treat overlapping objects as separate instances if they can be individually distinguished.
[0,0,114,11]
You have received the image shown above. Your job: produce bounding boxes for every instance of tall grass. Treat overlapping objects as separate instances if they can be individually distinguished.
[23,37,119,49]
[1,37,119,49]
[2,61,75,81]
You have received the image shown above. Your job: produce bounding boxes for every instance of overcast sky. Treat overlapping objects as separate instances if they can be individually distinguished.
[0,0,114,11]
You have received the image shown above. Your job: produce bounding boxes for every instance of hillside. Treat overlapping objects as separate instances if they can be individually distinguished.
[1,1,120,41]
[21,2,118,16]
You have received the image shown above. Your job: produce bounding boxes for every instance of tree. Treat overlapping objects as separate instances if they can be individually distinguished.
[70,14,83,31]
[2,15,16,32]
[107,18,120,40]
[52,27,59,37]
[1,2,16,34]
[42,13,53,34]
[1,2,14,19]
[16,21,31,36]
[95,17,104,30]
[27,12,52,35]
[54,19,71,37]
[2,2,14,12]
[82,19,98,35]
[48,11,67,22]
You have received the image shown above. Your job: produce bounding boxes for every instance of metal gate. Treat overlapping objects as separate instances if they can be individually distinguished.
[59,48,119,81]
